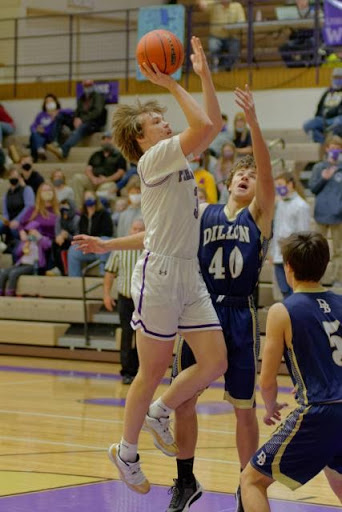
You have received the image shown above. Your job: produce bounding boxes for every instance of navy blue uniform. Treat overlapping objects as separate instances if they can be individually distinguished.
[173,204,269,407]
[252,290,342,489]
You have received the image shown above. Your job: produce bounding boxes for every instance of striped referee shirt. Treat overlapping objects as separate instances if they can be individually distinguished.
[105,249,142,298]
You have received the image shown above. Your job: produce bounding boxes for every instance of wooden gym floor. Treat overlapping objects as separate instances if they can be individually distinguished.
[0,355,339,511]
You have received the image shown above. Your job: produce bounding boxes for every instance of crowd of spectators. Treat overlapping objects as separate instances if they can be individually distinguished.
[0,73,342,298]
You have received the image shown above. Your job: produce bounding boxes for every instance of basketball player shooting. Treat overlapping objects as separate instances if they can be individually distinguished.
[73,36,227,493]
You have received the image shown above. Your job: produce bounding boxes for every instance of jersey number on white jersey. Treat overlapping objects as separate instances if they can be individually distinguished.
[208,246,244,280]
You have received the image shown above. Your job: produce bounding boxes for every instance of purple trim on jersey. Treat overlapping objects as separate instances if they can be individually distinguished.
[139,167,171,188]
[131,318,177,340]
[179,323,222,330]
[138,251,150,314]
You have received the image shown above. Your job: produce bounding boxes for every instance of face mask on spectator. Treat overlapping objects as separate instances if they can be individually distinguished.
[84,198,96,207]
[46,101,57,111]
[102,143,113,152]
[60,206,70,215]
[84,86,94,95]
[332,78,342,89]
[129,193,141,205]
[53,179,64,187]
[41,190,54,201]
[223,149,234,159]
[276,185,288,197]
[235,126,245,133]
[327,148,342,161]
[189,161,200,172]
[27,234,37,242]
[22,163,32,171]
[9,178,19,186]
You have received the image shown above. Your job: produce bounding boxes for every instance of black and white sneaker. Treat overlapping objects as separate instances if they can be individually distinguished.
[166,478,203,512]
[235,485,245,512]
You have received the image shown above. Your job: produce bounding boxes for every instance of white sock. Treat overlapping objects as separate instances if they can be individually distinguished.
[119,438,138,463]
[148,397,173,419]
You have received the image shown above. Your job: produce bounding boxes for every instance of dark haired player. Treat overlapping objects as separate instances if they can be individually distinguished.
[241,232,342,511]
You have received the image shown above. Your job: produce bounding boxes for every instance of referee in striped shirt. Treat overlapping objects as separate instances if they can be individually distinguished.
[103,217,145,384]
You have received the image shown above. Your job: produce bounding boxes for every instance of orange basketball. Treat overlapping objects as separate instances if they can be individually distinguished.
[136,29,184,75]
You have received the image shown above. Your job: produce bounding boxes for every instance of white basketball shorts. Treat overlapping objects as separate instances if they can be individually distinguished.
[131,250,221,341]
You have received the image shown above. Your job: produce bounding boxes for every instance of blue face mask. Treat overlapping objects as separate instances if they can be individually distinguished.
[84,198,96,207]
[276,185,288,197]
[328,148,342,162]
[189,161,200,172]
[332,78,342,89]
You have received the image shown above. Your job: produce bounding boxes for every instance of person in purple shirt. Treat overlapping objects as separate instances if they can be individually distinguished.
[29,93,73,161]
[0,167,35,246]
[19,182,59,245]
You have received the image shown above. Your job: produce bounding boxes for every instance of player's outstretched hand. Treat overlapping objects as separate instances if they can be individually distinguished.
[72,234,108,254]
[190,36,209,77]
[139,62,175,90]
[234,85,257,127]
[263,402,288,426]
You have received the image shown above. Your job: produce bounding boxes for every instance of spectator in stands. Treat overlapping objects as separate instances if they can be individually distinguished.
[209,113,233,157]
[214,140,236,202]
[0,226,51,296]
[270,171,311,298]
[190,153,218,203]
[0,167,35,248]
[103,216,145,385]
[72,132,126,209]
[198,0,246,72]
[303,67,342,144]
[111,197,128,238]
[47,79,107,160]
[20,154,44,195]
[19,182,59,243]
[51,169,74,204]
[117,176,141,237]
[67,190,112,276]
[29,93,73,162]
[279,0,322,68]
[46,198,80,276]
[0,102,15,148]
[233,111,253,157]
[309,135,342,286]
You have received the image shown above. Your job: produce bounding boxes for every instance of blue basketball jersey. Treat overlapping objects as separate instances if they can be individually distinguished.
[283,290,342,405]
[198,204,269,297]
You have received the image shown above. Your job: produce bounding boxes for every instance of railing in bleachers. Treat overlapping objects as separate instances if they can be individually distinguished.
[0,0,340,96]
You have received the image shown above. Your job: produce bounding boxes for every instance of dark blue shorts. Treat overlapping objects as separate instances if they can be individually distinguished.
[251,403,342,489]
[172,296,259,408]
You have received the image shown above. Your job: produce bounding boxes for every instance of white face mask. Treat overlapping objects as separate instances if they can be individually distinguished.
[46,101,57,111]
[129,193,141,205]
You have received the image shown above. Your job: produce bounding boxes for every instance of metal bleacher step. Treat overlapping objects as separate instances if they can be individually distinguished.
[58,334,117,350]
[93,310,120,324]
[57,322,119,350]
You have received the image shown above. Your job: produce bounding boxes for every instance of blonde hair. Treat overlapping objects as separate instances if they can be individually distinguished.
[112,100,167,163]
[30,183,60,220]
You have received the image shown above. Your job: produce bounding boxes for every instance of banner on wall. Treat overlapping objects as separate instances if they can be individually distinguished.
[136,5,185,82]
[76,81,119,104]
[323,0,342,45]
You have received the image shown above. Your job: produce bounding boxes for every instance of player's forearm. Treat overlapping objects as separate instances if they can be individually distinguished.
[201,73,222,135]
[103,231,145,251]
[169,82,212,133]
[261,381,278,413]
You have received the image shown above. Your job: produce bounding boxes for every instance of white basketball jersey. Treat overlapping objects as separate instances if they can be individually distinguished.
[138,135,200,259]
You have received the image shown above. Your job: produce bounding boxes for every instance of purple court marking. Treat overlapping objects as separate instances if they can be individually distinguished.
[0,364,293,394]
[0,480,338,512]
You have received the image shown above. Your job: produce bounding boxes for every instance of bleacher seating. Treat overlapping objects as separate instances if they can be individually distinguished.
[0,125,341,363]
